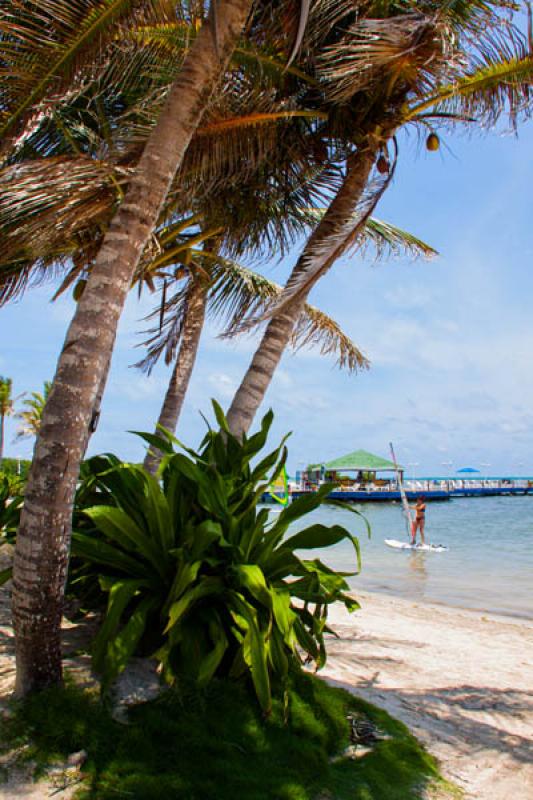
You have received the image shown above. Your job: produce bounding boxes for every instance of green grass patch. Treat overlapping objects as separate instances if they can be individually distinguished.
[1,671,458,799]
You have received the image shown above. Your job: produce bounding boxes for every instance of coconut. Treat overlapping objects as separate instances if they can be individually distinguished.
[72,279,87,302]
[376,155,389,174]
[426,133,440,152]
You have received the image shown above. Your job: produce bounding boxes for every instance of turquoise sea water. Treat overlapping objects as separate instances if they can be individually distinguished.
[285,495,533,620]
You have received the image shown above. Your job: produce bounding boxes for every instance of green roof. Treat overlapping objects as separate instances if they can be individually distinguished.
[309,449,400,472]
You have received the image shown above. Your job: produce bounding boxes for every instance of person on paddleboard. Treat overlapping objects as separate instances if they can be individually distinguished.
[411,495,426,545]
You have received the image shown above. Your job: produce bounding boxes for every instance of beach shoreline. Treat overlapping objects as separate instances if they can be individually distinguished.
[346,582,533,626]
[322,590,533,800]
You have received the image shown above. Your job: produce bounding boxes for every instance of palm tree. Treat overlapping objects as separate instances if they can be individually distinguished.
[10,0,256,696]
[5,0,531,692]
[140,218,435,473]
[139,255,368,474]
[0,377,15,463]
[225,1,533,436]
[14,382,52,441]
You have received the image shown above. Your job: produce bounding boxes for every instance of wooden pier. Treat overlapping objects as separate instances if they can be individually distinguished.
[276,479,533,504]
[290,488,451,503]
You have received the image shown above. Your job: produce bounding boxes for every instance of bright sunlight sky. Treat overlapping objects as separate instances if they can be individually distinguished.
[2,121,532,476]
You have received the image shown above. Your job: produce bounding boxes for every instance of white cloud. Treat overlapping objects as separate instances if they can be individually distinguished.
[107,372,168,402]
[384,285,436,310]
[207,372,238,399]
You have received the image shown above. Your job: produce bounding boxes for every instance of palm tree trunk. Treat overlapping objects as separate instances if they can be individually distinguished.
[0,413,4,462]
[144,280,207,474]
[226,144,379,438]
[12,0,252,696]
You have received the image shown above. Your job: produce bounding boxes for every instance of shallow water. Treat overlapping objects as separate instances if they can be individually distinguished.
[282,495,533,619]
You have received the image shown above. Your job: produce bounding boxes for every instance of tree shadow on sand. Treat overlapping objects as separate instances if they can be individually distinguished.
[328,678,533,766]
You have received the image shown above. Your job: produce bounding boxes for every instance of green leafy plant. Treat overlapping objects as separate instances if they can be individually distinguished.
[0,457,31,482]
[72,402,363,712]
[0,476,23,585]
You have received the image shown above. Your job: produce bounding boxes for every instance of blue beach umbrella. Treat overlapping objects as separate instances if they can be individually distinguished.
[456,467,480,473]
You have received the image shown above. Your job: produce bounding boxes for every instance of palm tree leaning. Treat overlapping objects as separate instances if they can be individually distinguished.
[225,1,533,437]
[140,219,435,473]
[139,251,368,474]
[11,0,255,696]
[0,377,15,463]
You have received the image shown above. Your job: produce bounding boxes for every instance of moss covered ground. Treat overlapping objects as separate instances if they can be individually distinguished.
[1,670,459,799]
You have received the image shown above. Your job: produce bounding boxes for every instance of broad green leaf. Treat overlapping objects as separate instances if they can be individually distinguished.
[83,506,164,575]
[141,473,174,554]
[0,566,12,586]
[264,484,337,556]
[325,499,371,538]
[268,626,290,676]
[103,596,157,687]
[250,440,289,484]
[243,409,275,459]
[293,617,319,660]
[197,617,229,686]
[229,593,271,714]
[241,507,270,559]
[261,548,303,582]
[211,399,230,433]
[92,579,145,673]
[131,430,175,455]
[165,578,224,634]
[284,524,361,572]
[233,564,272,609]
[274,484,336,528]
[165,560,202,611]
[71,533,148,578]
[271,589,295,640]
[190,520,226,558]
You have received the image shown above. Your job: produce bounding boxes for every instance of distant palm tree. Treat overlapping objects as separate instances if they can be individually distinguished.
[15,382,52,441]
[0,377,14,462]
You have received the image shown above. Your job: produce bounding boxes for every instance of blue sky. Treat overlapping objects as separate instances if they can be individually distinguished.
[1,121,532,476]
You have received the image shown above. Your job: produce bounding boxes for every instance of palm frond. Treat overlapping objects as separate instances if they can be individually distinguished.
[14,381,51,440]
[287,0,311,67]
[230,142,397,333]
[129,21,318,83]
[315,13,448,103]
[0,156,128,301]
[135,279,191,373]
[408,53,533,127]
[291,304,368,372]
[210,255,368,371]
[136,250,368,374]
[196,110,327,136]
[0,0,174,145]
[351,217,437,261]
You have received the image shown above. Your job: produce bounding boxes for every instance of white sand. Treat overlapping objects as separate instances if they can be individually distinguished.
[322,592,533,800]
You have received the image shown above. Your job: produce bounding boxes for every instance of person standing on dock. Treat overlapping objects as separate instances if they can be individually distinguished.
[411,495,426,545]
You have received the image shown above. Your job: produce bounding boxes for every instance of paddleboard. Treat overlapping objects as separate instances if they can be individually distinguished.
[385,538,448,553]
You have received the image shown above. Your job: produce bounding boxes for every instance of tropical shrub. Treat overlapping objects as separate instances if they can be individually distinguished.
[0,476,23,542]
[0,476,23,585]
[0,457,31,482]
[72,403,363,712]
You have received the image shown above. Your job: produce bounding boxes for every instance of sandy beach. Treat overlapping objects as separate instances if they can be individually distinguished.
[323,592,533,800]
[1,566,532,798]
